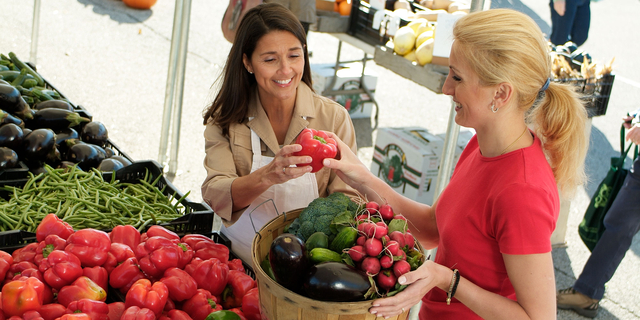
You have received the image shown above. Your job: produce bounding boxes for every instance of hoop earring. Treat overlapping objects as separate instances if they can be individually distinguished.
[491,103,499,113]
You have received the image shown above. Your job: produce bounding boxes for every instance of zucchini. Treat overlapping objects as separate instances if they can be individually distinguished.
[9,52,44,86]
[305,231,329,251]
[330,226,358,253]
[309,247,342,264]
[0,70,34,83]
[0,65,9,71]
[11,69,28,86]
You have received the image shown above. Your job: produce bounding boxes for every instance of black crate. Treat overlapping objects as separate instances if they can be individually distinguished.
[553,73,615,117]
[348,1,409,47]
[0,161,29,182]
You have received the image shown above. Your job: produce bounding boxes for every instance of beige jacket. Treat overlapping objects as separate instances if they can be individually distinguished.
[202,82,357,226]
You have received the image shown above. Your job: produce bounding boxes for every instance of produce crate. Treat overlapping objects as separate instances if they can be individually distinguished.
[348,1,409,47]
[0,161,30,182]
[552,73,615,117]
[314,10,350,33]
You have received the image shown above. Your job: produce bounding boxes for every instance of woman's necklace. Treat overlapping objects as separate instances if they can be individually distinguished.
[500,127,528,155]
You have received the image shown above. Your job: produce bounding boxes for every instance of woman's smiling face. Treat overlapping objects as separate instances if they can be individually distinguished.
[243,30,305,106]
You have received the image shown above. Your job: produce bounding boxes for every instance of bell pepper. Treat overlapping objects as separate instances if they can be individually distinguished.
[192,241,229,264]
[102,242,136,274]
[158,268,197,302]
[145,226,180,242]
[185,258,229,296]
[180,235,213,250]
[82,266,108,292]
[176,243,194,270]
[163,299,175,312]
[293,128,338,173]
[65,299,109,320]
[38,250,83,290]
[12,243,39,264]
[56,276,106,307]
[182,289,222,320]
[110,225,141,251]
[121,307,156,320]
[16,310,44,320]
[38,304,67,320]
[106,302,125,320]
[226,259,244,272]
[34,235,67,267]
[125,279,168,317]
[108,257,146,294]
[5,261,38,283]
[64,229,110,267]
[0,250,13,280]
[56,314,91,320]
[226,309,246,320]
[1,277,45,317]
[221,270,255,309]
[136,237,187,279]
[158,310,192,320]
[203,311,241,320]
[35,214,74,242]
[12,271,53,305]
[241,288,260,320]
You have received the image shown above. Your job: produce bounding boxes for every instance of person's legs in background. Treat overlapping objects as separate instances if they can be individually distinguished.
[569,0,591,46]
[549,0,579,46]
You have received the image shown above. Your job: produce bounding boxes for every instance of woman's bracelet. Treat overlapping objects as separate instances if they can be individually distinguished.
[446,269,461,305]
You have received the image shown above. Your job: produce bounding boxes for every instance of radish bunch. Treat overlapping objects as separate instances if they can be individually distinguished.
[346,201,422,294]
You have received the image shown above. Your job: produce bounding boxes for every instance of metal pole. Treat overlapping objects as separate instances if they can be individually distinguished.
[30,0,41,65]
[433,99,460,200]
[158,0,184,167]
[167,0,193,177]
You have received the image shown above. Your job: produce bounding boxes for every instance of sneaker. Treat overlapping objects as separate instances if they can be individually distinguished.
[557,287,599,318]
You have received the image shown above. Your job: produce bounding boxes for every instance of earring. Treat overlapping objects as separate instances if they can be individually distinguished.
[248,70,253,74]
[491,103,499,113]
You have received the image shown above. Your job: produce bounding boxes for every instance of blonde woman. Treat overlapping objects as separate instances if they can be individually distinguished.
[323,8,588,319]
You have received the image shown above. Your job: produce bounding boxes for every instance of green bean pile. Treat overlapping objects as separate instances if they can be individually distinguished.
[0,165,190,232]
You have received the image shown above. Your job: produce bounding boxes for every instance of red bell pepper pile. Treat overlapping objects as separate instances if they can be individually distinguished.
[0,214,260,320]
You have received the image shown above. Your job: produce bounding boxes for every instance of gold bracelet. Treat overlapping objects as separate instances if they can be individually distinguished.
[446,269,460,305]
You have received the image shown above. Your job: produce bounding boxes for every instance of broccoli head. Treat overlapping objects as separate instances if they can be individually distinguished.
[293,192,358,241]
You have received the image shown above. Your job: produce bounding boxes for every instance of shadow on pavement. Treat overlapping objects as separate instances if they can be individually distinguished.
[77,0,153,23]
[584,125,618,197]
[490,0,551,37]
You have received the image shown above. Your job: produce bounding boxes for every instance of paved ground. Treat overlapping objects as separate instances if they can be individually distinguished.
[1,0,638,318]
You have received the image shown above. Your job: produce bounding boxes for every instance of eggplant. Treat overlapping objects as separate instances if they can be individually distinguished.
[0,79,9,85]
[26,108,90,131]
[55,128,79,146]
[104,147,115,158]
[0,123,24,150]
[0,147,19,170]
[302,262,371,302]
[22,128,59,163]
[81,121,108,147]
[57,161,79,171]
[33,100,75,112]
[22,127,32,136]
[110,155,132,167]
[269,233,310,293]
[66,143,106,170]
[0,83,33,120]
[97,158,124,172]
[0,109,25,128]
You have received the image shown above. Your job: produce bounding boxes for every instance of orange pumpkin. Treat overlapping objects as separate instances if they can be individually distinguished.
[123,0,158,10]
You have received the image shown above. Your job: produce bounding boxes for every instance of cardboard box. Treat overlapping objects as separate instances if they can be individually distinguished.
[316,0,335,11]
[311,62,378,119]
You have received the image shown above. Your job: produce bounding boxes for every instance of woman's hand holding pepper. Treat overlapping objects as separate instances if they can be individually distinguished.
[263,144,312,185]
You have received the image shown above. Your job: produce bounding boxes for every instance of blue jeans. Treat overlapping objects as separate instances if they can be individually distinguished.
[574,157,640,300]
[549,0,591,46]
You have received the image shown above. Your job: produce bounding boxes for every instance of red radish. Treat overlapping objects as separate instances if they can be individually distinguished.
[374,221,388,239]
[393,214,407,221]
[364,238,383,256]
[404,232,415,249]
[365,201,380,214]
[385,240,400,256]
[356,236,366,246]
[357,222,376,238]
[356,214,369,222]
[348,245,367,262]
[382,235,390,244]
[379,204,394,220]
[393,260,411,278]
[397,250,407,261]
[376,269,397,291]
[361,256,381,275]
[380,255,393,269]
[389,231,406,248]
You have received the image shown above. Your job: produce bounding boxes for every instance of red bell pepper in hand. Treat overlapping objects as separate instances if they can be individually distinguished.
[107,302,125,320]
[121,307,156,320]
[158,310,192,320]
[185,258,229,296]
[12,243,39,264]
[241,288,260,320]
[35,214,74,242]
[64,229,110,267]
[110,225,141,251]
[56,313,91,320]
[192,241,229,264]
[182,289,222,320]
[34,235,67,267]
[158,268,197,302]
[226,259,244,272]
[1,277,45,317]
[145,226,180,242]
[56,276,107,307]
[102,242,136,274]
[136,237,184,279]
[38,250,83,290]
[82,266,108,292]
[0,250,13,280]
[125,279,169,317]
[108,257,146,294]
[293,128,338,173]
[221,270,255,309]
[38,304,66,320]
[65,299,109,320]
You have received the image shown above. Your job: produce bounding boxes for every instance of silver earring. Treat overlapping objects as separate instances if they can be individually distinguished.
[491,103,499,113]
[248,70,253,74]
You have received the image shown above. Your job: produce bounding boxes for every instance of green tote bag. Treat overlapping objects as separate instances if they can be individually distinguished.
[579,125,638,251]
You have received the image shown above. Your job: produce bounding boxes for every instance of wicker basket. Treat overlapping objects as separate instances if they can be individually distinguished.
[251,208,412,320]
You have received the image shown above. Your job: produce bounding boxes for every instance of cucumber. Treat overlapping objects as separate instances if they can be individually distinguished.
[305,231,329,251]
[309,247,342,264]
[329,226,358,253]
[0,65,9,71]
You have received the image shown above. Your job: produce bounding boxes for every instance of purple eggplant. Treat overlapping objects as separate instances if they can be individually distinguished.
[66,143,106,170]
[0,147,19,169]
[110,155,132,167]
[33,100,75,112]
[1,109,25,128]
[26,108,90,131]
[0,123,24,150]
[103,147,115,158]
[97,158,125,172]
[22,128,59,163]
[55,128,79,146]
[0,83,33,120]
[81,121,108,147]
